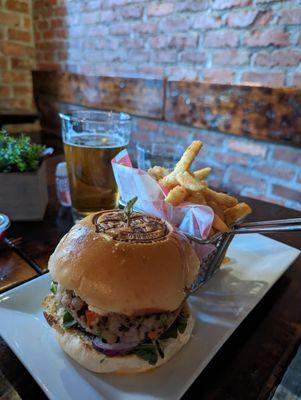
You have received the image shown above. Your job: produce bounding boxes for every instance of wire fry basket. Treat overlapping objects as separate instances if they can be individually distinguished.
[187,232,234,295]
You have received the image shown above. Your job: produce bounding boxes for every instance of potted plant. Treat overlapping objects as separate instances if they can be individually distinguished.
[0,129,48,221]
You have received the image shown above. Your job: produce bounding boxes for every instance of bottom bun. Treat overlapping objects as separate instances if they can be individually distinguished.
[43,295,194,374]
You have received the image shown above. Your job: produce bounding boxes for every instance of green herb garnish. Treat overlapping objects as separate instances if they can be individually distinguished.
[0,129,46,173]
[50,281,58,294]
[63,311,77,328]
[123,196,138,227]
[134,311,188,365]
[133,342,158,365]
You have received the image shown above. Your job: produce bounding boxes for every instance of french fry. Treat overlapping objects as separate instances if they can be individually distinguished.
[160,173,178,190]
[193,167,211,180]
[160,140,203,190]
[176,171,208,192]
[203,188,238,209]
[186,191,207,205]
[212,213,231,233]
[148,166,170,181]
[208,200,225,220]
[224,202,252,226]
[165,185,187,205]
[174,140,203,173]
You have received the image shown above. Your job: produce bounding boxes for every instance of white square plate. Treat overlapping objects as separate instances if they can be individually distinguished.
[0,234,300,400]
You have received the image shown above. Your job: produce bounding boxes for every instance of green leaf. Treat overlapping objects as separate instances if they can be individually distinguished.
[50,281,58,294]
[63,311,77,328]
[134,342,158,365]
[0,129,46,173]
[123,196,138,226]
[159,310,188,340]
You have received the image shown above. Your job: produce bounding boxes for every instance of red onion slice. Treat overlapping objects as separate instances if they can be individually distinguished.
[92,337,138,357]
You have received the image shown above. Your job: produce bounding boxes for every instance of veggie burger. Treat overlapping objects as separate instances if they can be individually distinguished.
[42,210,199,373]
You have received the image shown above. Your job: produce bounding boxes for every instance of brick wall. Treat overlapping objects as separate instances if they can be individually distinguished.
[33,0,301,86]
[32,0,301,210]
[0,0,35,110]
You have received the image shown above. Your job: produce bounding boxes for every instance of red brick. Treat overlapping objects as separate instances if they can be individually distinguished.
[51,19,63,29]
[110,24,129,35]
[227,138,267,157]
[272,185,301,203]
[278,8,301,25]
[227,10,259,28]
[11,57,33,69]
[121,6,143,19]
[2,70,29,83]
[254,50,301,67]
[160,17,191,32]
[137,119,161,132]
[0,11,21,27]
[5,0,29,13]
[193,14,224,30]
[54,29,67,39]
[241,72,284,86]
[204,30,239,48]
[138,66,164,77]
[244,30,290,47]
[147,2,174,17]
[170,34,198,49]
[293,74,301,86]
[35,31,42,41]
[0,86,10,97]
[272,147,301,167]
[180,50,206,64]
[37,20,49,30]
[212,0,251,10]
[0,57,7,69]
[99,10,119,23]
[204,69,235,84]
[1,42,33,57]
[165,66,199,80]
[163,125,188,139]
[134,22,157,34]
[255,164,295,180]
[123,38,144,49]
[82,12,99,24]
[255,11,272,26]
[229,169,267,190]
[13,85,32,96]
[22,16,31,29]
[8,28,31,42]
[54,7,67,17]
[43,30,54,40]
[212,50,249,66]
[150,35,168,49]
[213,152,249,166]
[175,1,209,12]
[152,50,177,63]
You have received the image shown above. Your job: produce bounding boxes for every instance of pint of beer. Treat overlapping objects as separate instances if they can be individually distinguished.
[59,111,131,221]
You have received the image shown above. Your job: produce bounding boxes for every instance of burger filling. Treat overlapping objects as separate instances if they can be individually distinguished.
[48,281,189,365]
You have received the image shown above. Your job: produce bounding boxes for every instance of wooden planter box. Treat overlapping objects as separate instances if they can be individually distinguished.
[0,161,48,221]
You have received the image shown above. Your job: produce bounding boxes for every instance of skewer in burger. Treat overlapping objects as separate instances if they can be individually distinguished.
[42,205,199,373]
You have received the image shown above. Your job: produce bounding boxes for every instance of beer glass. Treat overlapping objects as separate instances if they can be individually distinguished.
[59,110,131,221]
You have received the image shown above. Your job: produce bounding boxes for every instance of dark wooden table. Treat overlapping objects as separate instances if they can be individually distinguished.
[0,156,300,400]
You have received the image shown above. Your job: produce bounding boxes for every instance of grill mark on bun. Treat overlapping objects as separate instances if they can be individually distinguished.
[93,210,170,243]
